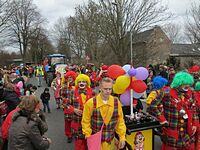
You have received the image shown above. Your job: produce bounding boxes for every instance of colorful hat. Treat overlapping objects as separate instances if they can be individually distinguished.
[75,74,91,87]
[171,71,194,89]
[64,71,77,80]
[195,81,200,91]
[102,65,108,71]
[152,76,168,90]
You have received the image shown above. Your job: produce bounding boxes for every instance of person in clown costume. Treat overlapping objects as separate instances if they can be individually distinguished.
[146,76,168,117]
[82,77,126,150]
[67,74,94,150]
[193,81,200,149]
[51,71,62,109]
[61,70,77,143]
[150,71,198,150]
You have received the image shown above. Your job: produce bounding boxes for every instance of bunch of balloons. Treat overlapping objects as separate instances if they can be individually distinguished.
[107,64,149,106]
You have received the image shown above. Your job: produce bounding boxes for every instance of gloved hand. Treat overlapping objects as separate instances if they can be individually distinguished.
[160,134,169,143]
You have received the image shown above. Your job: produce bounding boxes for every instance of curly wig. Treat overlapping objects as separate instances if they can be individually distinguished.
[195,81,200,91]
[75,74,91,87]
[152,76,168,90]
[170,71,194,89]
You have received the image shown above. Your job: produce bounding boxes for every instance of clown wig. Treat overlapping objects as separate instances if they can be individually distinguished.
[170,71,194,89]
[195,81,200,91]
[152,76,168,90]
[75,74,91,87]
[64,71,77,80]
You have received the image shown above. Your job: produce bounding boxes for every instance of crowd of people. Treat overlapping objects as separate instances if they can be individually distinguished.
[0,62,200,150]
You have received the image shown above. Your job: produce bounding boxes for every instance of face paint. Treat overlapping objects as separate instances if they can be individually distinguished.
[78,81,87,89]
[68,76,73,83]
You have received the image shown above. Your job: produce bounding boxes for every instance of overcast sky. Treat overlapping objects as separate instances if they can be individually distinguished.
[33,0,199,28]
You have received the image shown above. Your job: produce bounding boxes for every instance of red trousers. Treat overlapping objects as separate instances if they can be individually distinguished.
[75,139,87,150]
[196,128,200,150]
[161,143,195,150]
[64,119,72,138]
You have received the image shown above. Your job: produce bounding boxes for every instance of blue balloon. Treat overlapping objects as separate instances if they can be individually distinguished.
[122,64,131,73]
[133,91,144,99]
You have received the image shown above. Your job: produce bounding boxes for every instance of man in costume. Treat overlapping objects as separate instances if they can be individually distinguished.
[146,76,168,115]
[150,71,198,150]
[61,71,77,143]
[82,77,126,149]
[193,81,200,149]
[67,74,94,150]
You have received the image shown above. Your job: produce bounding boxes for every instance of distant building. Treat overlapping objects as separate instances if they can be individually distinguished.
[170,44,200,67]
[132,26,171,66]
[132,26,200,67]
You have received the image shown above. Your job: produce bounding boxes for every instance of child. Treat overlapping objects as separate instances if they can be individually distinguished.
[51,72,62,109]
[40,88,51,113]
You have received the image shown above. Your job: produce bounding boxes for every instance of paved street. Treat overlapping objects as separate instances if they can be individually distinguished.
[30,77,161,150]
[30,77,74,150]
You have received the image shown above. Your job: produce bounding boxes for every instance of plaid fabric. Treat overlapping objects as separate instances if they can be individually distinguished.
[69,87,93,139]
[150,88,197,148]
[147,90,165,117]
[91,97,119,143]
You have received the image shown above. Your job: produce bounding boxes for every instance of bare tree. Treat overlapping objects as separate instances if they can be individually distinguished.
[97,0,172,64]
[7,0,45,62]
[0,0,13,33]
[162,23,182,43]
[52,17,71,59]
[185,3,200,44]
[28,27,55,63]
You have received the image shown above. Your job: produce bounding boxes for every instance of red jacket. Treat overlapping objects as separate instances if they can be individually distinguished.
[1,107,20,139]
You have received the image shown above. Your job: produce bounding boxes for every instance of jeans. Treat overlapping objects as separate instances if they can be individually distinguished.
[37,76,43,87]
[43,102,50,113]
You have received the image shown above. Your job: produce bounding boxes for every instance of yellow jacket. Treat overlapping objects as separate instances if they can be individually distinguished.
[82,94,126,141]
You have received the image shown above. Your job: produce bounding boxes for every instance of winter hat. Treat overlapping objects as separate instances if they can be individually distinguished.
[171,71,194,89]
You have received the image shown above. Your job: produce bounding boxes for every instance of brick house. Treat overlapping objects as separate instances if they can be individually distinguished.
[132,26,171,66]
[132,26,200,68]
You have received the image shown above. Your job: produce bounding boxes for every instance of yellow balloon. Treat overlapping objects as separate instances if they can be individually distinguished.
[113,84,126,94]
[115,75,130,89]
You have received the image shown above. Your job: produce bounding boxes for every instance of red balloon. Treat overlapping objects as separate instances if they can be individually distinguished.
[130,80,147,93]
[107,65,126,79]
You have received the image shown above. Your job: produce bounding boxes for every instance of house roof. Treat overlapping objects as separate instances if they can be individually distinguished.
[132,26,169,43]
[170,44,200,57]
[132,28,154,43]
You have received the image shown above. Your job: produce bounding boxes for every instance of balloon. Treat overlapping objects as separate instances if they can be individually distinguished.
[122,64,131,73]
[135,67,149,80]
[113,83,126,94]
[115,75,130,89]
[128,68,136,76]
[133,91,144,99]
[120,90,131,106]
[107,65,126,79]
[132,77,137,81]
[130,80,147,93]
